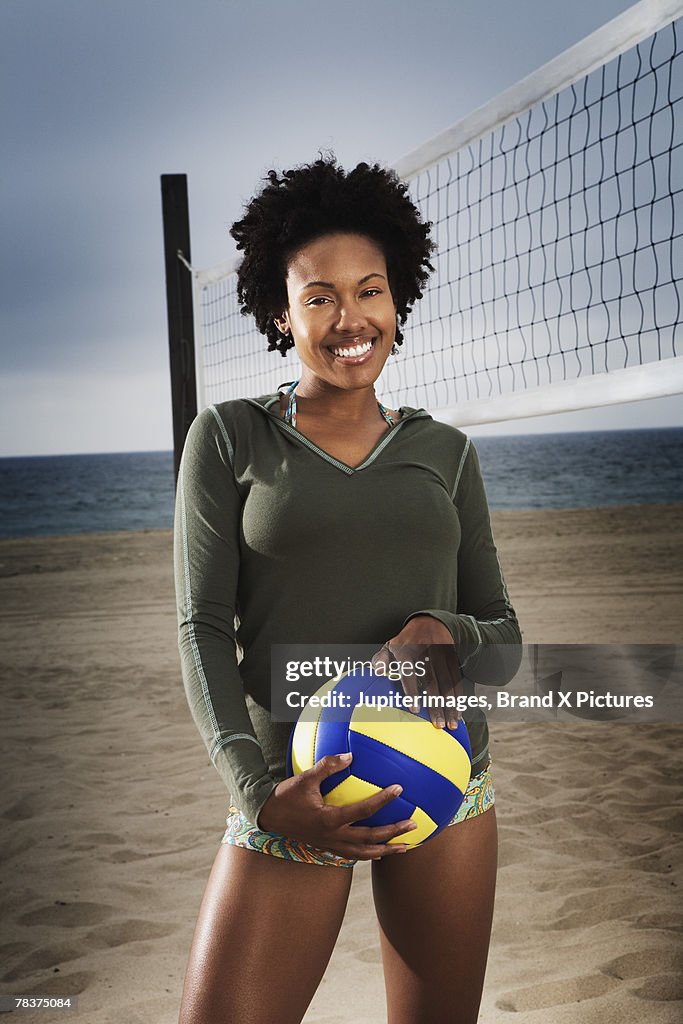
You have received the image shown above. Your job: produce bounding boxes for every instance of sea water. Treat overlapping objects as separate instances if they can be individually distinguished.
[0,427,681,539]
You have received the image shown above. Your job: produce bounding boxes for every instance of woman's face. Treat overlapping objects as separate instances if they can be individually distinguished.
[275,232,397,391]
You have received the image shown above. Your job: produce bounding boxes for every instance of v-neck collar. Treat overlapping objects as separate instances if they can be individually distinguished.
[242,394,431,474]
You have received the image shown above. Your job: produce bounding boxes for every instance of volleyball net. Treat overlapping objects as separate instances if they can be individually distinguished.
[189,0,683,426]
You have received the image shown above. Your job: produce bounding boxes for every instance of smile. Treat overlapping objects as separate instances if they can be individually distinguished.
[329,337,377,361]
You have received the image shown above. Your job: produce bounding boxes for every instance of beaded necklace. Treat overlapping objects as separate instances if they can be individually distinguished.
[281,379,396,429]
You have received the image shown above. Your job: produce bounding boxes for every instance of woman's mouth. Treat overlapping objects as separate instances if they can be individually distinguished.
[328,337,377,364]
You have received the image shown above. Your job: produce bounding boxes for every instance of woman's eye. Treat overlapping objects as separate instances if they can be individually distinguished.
[306,290,381,306]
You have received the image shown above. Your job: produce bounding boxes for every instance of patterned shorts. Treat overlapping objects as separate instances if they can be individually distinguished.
[221,762,495,868]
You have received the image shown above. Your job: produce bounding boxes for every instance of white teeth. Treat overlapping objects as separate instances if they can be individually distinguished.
[332,339,374,358]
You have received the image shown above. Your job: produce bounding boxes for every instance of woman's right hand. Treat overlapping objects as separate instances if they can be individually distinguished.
[256,753,417,860]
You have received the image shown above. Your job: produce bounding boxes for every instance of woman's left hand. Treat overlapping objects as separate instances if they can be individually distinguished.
[370,615,463,729]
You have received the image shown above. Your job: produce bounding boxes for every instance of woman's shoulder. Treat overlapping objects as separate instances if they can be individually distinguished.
[183,395,280,460]
[202,392,281,430]
[402,407,472,452]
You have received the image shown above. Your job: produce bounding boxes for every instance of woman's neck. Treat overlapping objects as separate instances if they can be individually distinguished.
[292,376,382,424]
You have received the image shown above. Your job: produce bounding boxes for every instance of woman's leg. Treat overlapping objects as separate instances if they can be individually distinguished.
[178,843,353,1024]
[371,807,498,1024]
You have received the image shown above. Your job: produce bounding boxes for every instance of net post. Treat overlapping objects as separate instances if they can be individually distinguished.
[161,173,197,485]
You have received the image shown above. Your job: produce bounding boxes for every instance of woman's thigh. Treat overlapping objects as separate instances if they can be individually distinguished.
[371,806,498,1024]
[178,843,354,1024]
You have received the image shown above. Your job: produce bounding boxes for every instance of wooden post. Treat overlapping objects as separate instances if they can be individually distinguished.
[161,174,197,485]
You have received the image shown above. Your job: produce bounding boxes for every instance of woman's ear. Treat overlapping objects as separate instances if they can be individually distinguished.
[273,312,291,336]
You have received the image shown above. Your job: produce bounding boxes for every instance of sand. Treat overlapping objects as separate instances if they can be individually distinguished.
[0,503,681,1023]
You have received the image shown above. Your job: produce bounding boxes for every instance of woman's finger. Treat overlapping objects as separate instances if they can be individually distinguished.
[386,640,425,712]
[440,648,464,729]
[342,818,417,846]
[343,841,410,860]
[373,640,424,715]
[418,650,447,728]
[332,815,419,858]
[330,782,405,828]
[370,642,393,676]
[399,654,421,709]
[426,643,462,728]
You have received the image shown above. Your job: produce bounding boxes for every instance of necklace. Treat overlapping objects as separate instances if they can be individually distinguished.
[281,379,396,430]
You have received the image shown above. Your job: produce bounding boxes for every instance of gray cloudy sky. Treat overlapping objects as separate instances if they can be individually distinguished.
[2,0,679,455]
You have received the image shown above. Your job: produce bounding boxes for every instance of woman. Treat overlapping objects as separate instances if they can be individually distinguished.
[174,157,522,1024]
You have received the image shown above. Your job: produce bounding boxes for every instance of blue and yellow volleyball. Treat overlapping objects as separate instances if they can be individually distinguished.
[286,668,471,849]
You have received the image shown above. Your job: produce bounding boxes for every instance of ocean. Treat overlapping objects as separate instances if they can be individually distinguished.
[0,427,681,539]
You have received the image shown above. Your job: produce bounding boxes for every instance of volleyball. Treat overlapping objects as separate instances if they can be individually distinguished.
[286,668,472,849]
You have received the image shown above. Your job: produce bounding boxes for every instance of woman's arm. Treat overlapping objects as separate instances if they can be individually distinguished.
[400,438,523,686]
[173,406,277,825]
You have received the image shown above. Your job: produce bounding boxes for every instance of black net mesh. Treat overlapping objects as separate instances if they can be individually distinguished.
[198,18,683,413]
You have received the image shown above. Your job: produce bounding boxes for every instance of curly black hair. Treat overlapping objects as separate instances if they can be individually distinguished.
[229,155,436,356]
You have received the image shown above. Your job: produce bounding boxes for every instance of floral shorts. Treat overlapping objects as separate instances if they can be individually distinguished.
[221,762,495,868]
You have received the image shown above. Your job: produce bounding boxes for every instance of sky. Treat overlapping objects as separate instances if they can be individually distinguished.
[2,0,680,456]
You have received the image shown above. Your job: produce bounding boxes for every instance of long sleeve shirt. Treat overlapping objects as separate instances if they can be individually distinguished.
[174,390,523,825]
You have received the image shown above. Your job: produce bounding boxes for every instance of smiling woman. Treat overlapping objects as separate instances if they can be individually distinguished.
[173,156,522,1024]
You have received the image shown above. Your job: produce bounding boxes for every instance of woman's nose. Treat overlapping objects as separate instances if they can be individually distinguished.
[334,300,367,332]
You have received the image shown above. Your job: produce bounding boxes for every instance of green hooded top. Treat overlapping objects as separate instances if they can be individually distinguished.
[174,389,523,825]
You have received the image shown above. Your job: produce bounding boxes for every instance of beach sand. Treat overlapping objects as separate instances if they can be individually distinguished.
[1,503,681,1022]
